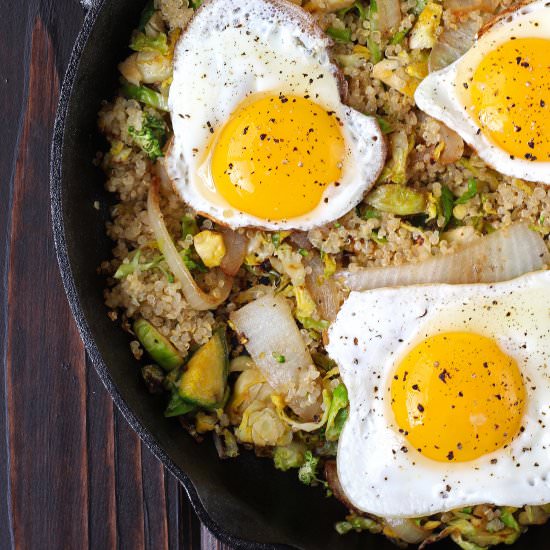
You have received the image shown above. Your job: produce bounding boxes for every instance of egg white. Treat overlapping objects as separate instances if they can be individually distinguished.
[165,0,386,230]
[327,270,550,518]
[414,0,550,184]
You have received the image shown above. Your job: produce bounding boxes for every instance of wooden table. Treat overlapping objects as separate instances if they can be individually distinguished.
[1,1,228,547]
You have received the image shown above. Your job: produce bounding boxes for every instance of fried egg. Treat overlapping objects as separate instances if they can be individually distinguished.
[165,0,386,230]
[415,0,550,184]
[326,271,550,518]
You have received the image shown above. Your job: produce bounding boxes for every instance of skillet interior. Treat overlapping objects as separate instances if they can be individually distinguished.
[50,1,547,548]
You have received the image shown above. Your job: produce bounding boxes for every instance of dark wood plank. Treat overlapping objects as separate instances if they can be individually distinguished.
[0,0,36,544]
[182,483,203,549]
[114,408,148,548]
[86,355,117,549]
[141,441,170,548]
[202,525,226,550]
[6,11,89,547]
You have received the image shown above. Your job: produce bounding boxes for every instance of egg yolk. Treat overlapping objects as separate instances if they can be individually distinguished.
[390,332,526,463]
[210,93,346,220]
[461,37,550,162]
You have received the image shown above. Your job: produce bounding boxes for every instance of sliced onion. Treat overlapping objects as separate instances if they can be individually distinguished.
[340,223,550,292]
[384,518,428,544]
[272,390,331,432]
[444,0,499,14]
[219,227,247,276]
[378,0,402,34]
[437,123,464,165]
[428,17,481,72]
[230,293,322,420]
[305,254,344,323]
[229,356,256,373]
[147,180,233,310]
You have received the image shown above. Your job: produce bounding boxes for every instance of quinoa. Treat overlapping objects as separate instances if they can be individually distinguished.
[97,0,550,547]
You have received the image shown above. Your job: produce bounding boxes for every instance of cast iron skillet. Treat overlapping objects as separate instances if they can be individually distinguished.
[50,1,547,549]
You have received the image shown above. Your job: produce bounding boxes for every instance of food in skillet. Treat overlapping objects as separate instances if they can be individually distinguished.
[329,272,550,518]
[166,0,386,230]
[98,0,550,547]
[415,0,550,183]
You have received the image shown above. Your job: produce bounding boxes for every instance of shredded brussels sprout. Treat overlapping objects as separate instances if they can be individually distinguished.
[273,442,307,471]
[326,26,352,42]
[367,184,427,216]
[130,32,169,54]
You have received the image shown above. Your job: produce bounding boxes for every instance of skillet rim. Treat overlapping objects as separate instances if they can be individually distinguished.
[49,1,289,548]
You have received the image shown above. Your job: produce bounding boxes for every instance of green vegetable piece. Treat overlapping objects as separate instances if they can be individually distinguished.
[367,0,382,64]
[320,249,337,279]
[134,318,184,371]
[189,0,204,8]
[138,1,156,31]
[121,83,169,111]
[164,392,195,418]
[375,116,393,134]
[390,27,411,45]
[447,518,520,547]
[177,328,229,409]
[439,185,455,228]
[379,131,413,185]
[115,249,142,279]
[273,442,306,471]
[156,264,174,283]
[370,229,388,245]
[335,521,353,535]
[368,40,382,64]
[364,207,382,220]
[351,516,381,532]
[455,178,478,205]
[141,364,165,394]
[181,215,199,238]
[358,205,381,220]
[128,114,167,161]
[272,352,286,363]
[180,248,208,273]
[130,31,169,54]
[298,450,320,485]
[326,27,352,43]
[115,250,174,281]
[328,408,349,439]
[336,515,381,535]
[299,317,330,332]
[367,184,427,216]
[311,351,337,372]
[500,508,520,531]
[338,1,367,19]
[325,384,349,441]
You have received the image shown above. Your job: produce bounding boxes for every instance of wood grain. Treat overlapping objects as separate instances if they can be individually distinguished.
[7,14,89,547]
[0,0,230,548]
